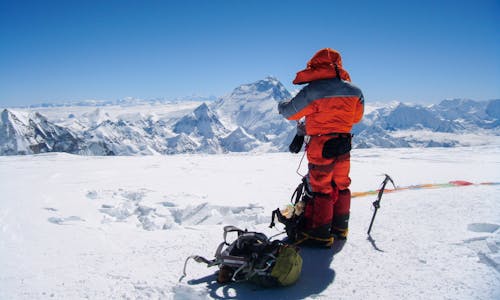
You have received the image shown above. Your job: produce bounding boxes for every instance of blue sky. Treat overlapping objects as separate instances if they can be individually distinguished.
[0,0,499,106]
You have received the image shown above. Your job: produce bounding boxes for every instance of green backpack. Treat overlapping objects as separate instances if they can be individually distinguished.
[180,226,303,287]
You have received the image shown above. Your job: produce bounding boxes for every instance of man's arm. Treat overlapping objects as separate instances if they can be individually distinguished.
[278,84,316,120]
[353,93,364,124]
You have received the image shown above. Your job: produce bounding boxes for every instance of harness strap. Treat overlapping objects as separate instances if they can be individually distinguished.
[231,261,251,282]
[293,231,334,247]
[223,225,245,244]
[292,182,304,204]
[179,255,216,282]
[245,253,276,279]
[310,132,352,138]
[308,162,335,173]
[219,254,249,267]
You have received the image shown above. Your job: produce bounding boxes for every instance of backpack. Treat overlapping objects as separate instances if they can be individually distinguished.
[180,226,302,287]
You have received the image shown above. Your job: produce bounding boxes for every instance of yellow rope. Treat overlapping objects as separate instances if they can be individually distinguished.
[293,232,334,247]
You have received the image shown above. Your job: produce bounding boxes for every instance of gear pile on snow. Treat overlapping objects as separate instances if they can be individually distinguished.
[180,226,303,287]
[269,179,311,244]
[270,178,342,247]
[270,174,398,246]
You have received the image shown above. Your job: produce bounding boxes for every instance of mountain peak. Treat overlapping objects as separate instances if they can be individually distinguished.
[228,77,291,102]
[193,102,210,115]
[1,109,11,125]
[221,126,260,152]
[262,76,279,84]
[173,103,228,138]
[1,108,10,117]
[0,109,29,126]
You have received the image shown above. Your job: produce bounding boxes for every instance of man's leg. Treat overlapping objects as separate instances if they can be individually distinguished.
[305,164,335,236]
[301,136,336,244]
[331,153,351,239]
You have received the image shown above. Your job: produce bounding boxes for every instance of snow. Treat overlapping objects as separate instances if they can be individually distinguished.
[363,101,401,115]
[0,146,499,299]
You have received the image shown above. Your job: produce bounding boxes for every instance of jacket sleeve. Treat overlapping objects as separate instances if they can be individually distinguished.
[278,84,316,120]
[353,93,364,124]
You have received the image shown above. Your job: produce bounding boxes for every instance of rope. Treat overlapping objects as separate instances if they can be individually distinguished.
[296,149,307,177]
[295,135,310,177]
[352,180,500,199]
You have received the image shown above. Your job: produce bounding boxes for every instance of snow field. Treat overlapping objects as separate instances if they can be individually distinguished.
[0,146,499,299]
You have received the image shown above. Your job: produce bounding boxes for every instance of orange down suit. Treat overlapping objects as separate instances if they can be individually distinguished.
[278,48,364,233]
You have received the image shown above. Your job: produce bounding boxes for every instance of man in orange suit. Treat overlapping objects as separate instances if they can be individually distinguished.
[278,48,364,246]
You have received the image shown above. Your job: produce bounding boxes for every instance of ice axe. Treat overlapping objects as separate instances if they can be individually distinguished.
[367,174,396,236]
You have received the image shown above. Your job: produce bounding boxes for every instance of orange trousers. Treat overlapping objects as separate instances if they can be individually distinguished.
[304,135,351,230]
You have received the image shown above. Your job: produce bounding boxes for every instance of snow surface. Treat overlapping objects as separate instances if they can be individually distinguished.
[1,146,499,299]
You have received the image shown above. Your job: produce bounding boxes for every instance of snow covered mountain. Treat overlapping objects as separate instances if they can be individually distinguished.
[0,109,82,155]
[173,103,228,139]
[220,127,261,152]
[1,77,499,156]
[212,76,295,150]
[353,99,500,148]
[0,77,297,155]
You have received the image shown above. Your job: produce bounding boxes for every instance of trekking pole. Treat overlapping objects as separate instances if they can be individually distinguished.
[367,174,396,236]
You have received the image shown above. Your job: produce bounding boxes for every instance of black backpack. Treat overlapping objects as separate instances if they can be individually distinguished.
[180,226,303,287]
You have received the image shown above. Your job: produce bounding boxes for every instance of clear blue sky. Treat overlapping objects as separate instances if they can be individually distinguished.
[0,0,499,106]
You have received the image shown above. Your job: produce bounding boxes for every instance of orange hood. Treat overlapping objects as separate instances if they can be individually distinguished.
[293,48,351,85]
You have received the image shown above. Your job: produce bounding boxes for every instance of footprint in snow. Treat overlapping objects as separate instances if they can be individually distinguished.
[121,190,146,202]
[467,223,500,233]
[86,190,99,200]
[43,207,58,212]
[160,201,176,207]
[48,216,85,225]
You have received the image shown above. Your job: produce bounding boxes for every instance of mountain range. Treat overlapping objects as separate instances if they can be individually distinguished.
[1,77,499,155]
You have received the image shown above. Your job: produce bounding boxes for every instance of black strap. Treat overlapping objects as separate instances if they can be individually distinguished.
[312,132,352,138]
[334,64,341,79]
[292,182,304,205]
